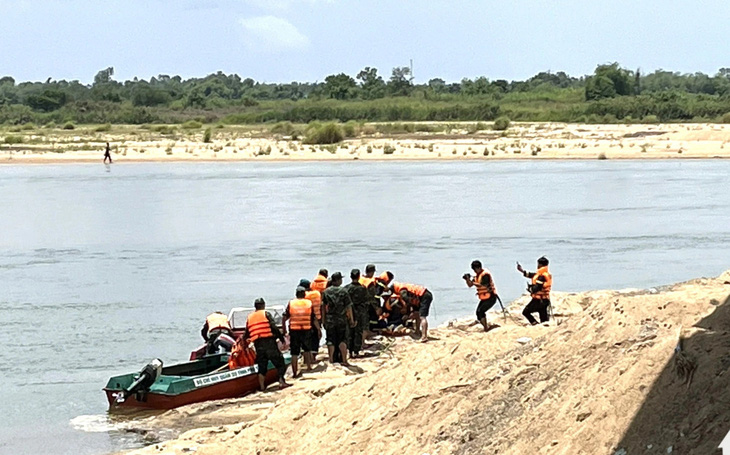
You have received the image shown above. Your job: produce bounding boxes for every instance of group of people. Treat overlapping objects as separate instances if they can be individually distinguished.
[200,257,552,392]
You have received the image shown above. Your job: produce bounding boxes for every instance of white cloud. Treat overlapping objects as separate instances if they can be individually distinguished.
[239,16,310,51]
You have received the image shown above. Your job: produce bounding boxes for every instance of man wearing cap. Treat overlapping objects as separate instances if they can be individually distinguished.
[517,256,553,325]
[283,287,320,377]
[299,278,323,360]
[344,269,369,358]
[242,298,290,391]
[321,272,355,365]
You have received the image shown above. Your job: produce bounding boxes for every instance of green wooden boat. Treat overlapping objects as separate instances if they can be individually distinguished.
[104,352,291,410]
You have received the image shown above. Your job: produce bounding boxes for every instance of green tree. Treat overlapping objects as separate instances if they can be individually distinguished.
[387,67,413,96]
[26,89,68,111]
[356,67,386,100]
[323,73,357,100]
[427,78,446,94]
[585,63,632,100]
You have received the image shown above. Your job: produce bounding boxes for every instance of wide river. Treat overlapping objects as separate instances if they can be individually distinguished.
[1,160,728,454]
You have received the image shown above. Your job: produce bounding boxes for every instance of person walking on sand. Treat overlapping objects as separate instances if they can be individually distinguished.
[463,260,499,332]
[103,142,113,164]
[242,298,291,391]
[517,256,553,325]
[321,272,355,366]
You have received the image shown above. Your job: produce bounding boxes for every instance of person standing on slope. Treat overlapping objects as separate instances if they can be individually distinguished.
[463,260,499,332]
[517,256,553,325]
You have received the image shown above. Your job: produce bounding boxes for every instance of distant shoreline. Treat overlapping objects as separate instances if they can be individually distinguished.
[3,122,730,164]
[2,155,730,166]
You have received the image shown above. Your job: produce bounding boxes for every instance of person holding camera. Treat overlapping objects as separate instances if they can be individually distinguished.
[463,260,499,332]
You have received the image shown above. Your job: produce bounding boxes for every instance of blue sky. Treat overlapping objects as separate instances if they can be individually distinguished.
[1,0,729,84]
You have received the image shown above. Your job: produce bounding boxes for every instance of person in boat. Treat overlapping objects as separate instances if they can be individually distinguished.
[344,269,369,358]
[311,269,328,293]
[299,279,323,360]
[517,256,553,325]
[282,287,321,377]
[463,260,499,332]
[391,281,433,342]
[242,298,291,391]
[201,311,235,355]
[321,272,356,366]
[228,336,256,370]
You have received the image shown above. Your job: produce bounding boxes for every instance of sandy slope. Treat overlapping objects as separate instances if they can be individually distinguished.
[4,122,730,164]
[118,270,730,455]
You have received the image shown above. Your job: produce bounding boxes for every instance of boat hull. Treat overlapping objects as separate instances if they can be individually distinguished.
[104,353,290,411]
[104,367,281,410]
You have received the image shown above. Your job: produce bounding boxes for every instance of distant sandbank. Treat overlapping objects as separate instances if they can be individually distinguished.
[3,122,730,164]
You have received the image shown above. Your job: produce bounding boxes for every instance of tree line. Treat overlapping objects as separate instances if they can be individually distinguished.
[2,63,730,125]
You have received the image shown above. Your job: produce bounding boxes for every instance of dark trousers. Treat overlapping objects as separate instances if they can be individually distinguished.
[347,307,367,354]
[253,338,286,378]
[523,298,550,325]
[476,295,497,320]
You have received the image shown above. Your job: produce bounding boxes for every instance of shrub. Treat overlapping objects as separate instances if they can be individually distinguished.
[94,123,112,132]
[203,127,212,143]
[62,121,75,130]
[383,144,396,154]
[597,152,608,160]
[182,120,203,129]
[303,122,344,144]
[493,116,511,131]
[4,135,23,144]
[271,121,296,135]
[721,112,730,124]
[642,115,659,124]
[152,125,176,135]
[343,120,358,138]
[21,122,36,131]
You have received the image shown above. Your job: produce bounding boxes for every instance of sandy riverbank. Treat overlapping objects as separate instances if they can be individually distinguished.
[3,122,730,164]
[115,270,730,455]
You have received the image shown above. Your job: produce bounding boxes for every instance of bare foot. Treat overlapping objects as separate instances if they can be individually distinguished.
[279,382,292,389]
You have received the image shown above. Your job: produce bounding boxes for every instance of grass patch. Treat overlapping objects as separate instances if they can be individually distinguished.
[4,135,24,144]
[303,122,344,144]
[493,116,511,131]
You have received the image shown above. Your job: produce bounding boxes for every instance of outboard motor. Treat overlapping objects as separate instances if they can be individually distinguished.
[114,358,163,404]
[213,333,236,353]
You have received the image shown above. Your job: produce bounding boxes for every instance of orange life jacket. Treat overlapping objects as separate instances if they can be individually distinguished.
[377,272,392,286]
[206,312,231,336]
[392,282,426,297]
[228,340,256,369]
[246,310,273,342]
[531,266,552,299]
[305,290,322,320]
[474,269,497,300]
[359,276,375,288]
[287,298,313,331]
[312,274,328,292]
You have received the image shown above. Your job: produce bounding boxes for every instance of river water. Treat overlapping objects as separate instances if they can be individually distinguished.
[0,160,728,454]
